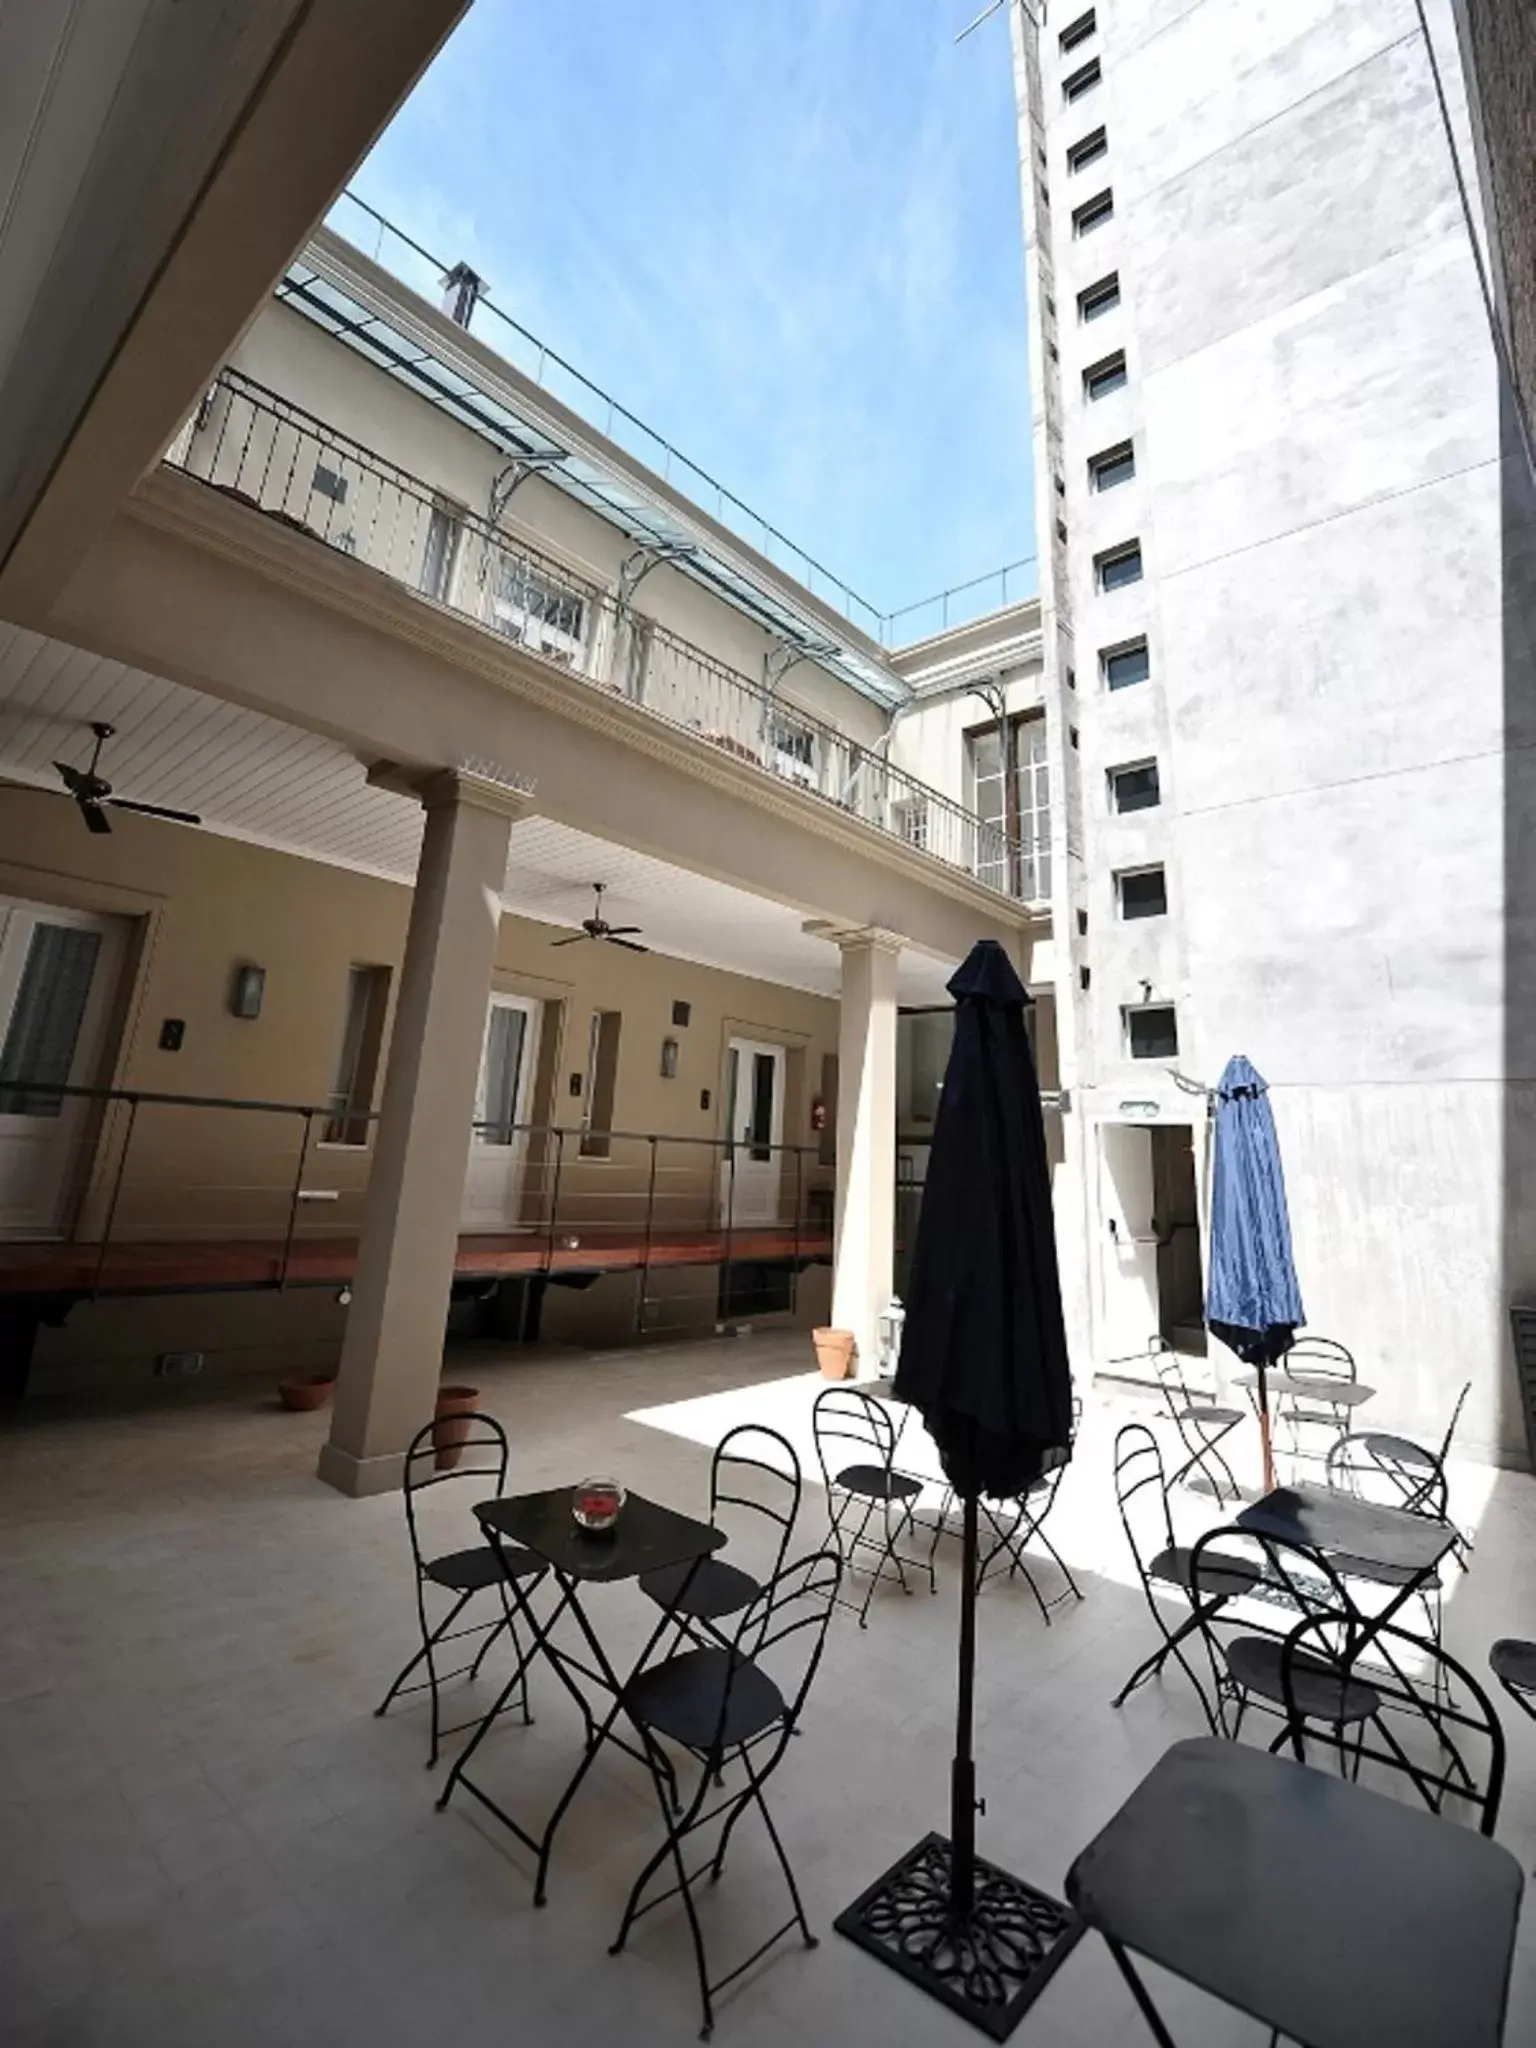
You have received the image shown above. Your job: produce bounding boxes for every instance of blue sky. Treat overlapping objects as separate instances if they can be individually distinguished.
[348,0,1036,625]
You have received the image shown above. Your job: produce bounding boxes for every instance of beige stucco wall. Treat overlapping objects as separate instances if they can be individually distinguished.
[3,786,838,1383]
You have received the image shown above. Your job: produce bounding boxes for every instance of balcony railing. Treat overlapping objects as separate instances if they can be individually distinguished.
[162,370,1043,900]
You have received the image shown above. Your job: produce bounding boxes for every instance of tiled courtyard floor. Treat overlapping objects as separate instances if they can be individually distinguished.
[2,1332,1534,2047]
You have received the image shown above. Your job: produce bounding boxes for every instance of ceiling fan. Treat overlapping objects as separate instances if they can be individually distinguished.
[47,723,203,836]
[551,882,648,953]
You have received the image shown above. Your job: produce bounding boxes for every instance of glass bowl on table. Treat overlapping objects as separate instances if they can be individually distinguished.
[572,1477,626,1534]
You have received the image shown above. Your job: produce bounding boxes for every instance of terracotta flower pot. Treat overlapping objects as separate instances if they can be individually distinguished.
[812,1327,857,1381]
[279,1373,334,1413]
[433,1385,481,1470]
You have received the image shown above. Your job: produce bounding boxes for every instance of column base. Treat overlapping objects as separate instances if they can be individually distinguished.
[316,1439,405,1498]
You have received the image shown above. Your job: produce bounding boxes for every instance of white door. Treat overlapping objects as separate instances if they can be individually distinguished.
[1095,1122,1162,1363]
[0,900,127,1239]
[461,994,541,1232]
[719,1038,785,1229]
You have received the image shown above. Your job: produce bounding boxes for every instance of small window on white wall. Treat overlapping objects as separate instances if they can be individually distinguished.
[1109,760,1160,812]
[1125,1005,1179,1059]
[1117,866,1168,920]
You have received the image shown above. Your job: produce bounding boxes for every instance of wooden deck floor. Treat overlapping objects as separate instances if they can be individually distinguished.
[0,1226,833,1299]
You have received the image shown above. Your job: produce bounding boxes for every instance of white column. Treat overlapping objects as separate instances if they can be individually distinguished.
[319,768,530,1497]
[828,927,903,1375]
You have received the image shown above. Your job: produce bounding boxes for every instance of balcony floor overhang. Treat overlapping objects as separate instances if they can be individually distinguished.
[0,620,1005,1005]
[21,478,1043,976]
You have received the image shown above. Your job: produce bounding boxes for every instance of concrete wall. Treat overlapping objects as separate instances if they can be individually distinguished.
[1018,0,1536,1461]
[2,784,838,1385]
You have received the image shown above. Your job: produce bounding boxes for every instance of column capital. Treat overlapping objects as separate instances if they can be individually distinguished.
[367,759,536,824]
[801,920,905,956]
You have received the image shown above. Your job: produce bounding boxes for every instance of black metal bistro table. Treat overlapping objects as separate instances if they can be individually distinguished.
[1066,1736,1524,2048]
[1236,1370,1377,1414]
[437,1486,724,1903]
[1236,1479,1453,1633]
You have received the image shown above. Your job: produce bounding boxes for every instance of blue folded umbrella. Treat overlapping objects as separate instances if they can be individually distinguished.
[1205,1055,1304,1494]
[1205,1054,1304,1364]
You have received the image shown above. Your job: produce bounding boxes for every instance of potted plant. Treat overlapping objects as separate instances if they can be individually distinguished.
[279,1373,335,1412]
[812,1328,857,1381]
[433,1384,481,1469]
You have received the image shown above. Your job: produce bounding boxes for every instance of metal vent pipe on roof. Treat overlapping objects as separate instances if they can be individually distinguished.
[440,263,486,329]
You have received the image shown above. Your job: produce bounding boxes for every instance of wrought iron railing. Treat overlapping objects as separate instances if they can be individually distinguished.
[162,370,1036,898]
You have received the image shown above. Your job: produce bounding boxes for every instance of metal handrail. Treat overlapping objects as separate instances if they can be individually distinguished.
[5,1080,837,1325]
[162,368,1040,901]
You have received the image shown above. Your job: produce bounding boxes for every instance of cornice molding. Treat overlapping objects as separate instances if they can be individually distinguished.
[122,471,1047,933]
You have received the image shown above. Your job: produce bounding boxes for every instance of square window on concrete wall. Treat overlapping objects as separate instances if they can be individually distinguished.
[1073,190,1114,237]
[1095,544,1143,594]
[1089,441,1135,491]
[1078,273,1121,322]
[1109,760,1160,812]
[1125,1005,1179,1059]
[1117,866,1168,919]
[1068,126,1108,174]
[1084,350,1127,400]
[1102,636,1150,688]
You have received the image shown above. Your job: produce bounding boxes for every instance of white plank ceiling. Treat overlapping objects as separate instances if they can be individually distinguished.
[0,625,958,1003]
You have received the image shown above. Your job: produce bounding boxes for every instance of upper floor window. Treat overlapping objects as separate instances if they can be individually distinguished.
[969,714,1051,902]
[1117,865,1168,920]
[1084,350,1128,401]
[312,463,348,504]
[1063,57,1102,103]
[1109,759,1160,812]
[1073,190,1115,237]
[1089,440,1136,492]
[420,499,464,604]
[1125,1004,1179,1060]
[1060,8,1096,54]
[1078,273,1121,322]
[1096,541,1144,593]
[1067,127,1108,174]
[493,556,586,662]
[769,711,818,788]
[1102,635,1151,687]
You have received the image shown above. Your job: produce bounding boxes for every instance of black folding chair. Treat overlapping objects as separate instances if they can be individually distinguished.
[1188,1527,1382,1774]
[640,1424,801,1651]
[973,1454,1082,1621]
[1273,1334,1360,1470]
[1489,1639,1536,1725]
[1357,1380,1473,1567]
[374,1414,545,1765]
[1282,1612,1506,1834]
[1324,1432,1450,1656]
[1151,1341,1243,1503]
[1109,1423,1262,1724]
[609,1549,843,2039]
[813,1387,934,1626]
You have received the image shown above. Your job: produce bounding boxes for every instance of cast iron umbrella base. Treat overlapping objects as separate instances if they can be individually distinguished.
[833,1501,1083,2039]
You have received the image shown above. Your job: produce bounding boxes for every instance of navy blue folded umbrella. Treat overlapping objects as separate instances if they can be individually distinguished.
[893,938,1073,1918]
[1204,1054,1304,1490]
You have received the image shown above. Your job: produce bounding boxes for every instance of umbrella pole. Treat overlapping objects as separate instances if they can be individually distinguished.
[1258,1365,1276,1493]
[951,1493,979,1919]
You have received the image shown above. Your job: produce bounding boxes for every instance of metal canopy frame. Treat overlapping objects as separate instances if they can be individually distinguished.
[275,235,911,710]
